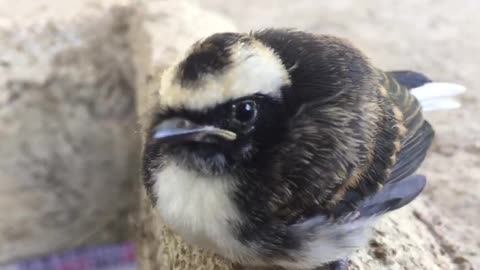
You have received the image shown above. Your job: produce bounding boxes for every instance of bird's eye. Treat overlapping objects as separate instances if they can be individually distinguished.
[232,100,257,124]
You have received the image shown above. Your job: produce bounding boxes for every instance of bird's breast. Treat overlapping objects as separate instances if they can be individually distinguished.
[153,163,250,259]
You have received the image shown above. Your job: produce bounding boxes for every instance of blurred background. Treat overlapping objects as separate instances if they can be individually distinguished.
[0,0,478,269]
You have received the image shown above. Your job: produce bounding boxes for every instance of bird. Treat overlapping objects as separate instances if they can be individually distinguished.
[141,29,465,270]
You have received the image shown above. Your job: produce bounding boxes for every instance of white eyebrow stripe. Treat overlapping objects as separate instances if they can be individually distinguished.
[158,41,290,110]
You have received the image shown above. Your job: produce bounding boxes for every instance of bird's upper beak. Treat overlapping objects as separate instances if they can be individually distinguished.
[152,118,237,144]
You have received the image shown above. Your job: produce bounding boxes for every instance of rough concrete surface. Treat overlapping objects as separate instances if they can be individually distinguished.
[0,0,148,264]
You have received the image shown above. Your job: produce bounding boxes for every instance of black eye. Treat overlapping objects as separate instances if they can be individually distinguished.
[232,100,257,124]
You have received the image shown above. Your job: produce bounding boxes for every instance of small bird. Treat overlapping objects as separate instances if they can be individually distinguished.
[141,29,465,270]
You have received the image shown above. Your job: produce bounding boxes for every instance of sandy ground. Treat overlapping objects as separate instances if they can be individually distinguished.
[192,0,480,266]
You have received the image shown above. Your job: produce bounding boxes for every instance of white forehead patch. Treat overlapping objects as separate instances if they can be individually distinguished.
[159,41,290,110]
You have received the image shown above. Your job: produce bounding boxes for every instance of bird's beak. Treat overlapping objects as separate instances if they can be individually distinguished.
[152,118,237,144]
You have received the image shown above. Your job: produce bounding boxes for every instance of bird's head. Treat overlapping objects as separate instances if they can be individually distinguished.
[145,32,297,176]
[144,30,376,182]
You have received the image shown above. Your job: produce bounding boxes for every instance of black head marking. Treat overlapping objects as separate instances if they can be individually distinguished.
[176,32,247,86]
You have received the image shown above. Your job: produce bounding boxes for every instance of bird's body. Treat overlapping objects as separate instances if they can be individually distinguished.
[142,29,464,269]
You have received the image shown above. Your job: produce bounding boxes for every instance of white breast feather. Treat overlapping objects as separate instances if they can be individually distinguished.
[154,163,253,261]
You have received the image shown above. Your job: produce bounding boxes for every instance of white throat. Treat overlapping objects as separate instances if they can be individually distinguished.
[153,162,252,260]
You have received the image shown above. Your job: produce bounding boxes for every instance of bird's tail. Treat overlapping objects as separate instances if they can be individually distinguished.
[410,82,466,112]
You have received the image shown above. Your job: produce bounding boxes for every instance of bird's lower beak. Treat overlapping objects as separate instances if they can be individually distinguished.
[152,118,237,144]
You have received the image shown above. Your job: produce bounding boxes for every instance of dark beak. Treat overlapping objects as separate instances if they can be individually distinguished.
[152,118,237,144]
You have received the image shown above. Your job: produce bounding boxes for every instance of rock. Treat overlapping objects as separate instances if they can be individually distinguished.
[0,0,149,263]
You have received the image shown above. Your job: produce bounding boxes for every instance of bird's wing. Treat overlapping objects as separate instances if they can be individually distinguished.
[353,174,426,218]
[289,175,426,238]
[386,70,432,89]
[387,120,433,184]
[379,70,435,184]
[290,71,464,230]
[381,70,464,184]
[330,70,435,218]
[284,71,458,264]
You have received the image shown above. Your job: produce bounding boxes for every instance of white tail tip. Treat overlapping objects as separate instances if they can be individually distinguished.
[411,82,466,112]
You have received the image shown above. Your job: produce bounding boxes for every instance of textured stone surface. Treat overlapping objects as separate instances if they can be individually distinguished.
[0,0,149,264]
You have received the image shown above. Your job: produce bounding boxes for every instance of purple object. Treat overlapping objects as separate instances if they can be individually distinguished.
[1,243,137,270]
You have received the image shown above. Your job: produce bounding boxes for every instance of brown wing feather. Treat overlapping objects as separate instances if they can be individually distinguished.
[379,71,435,184]
[332,70,434,216]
